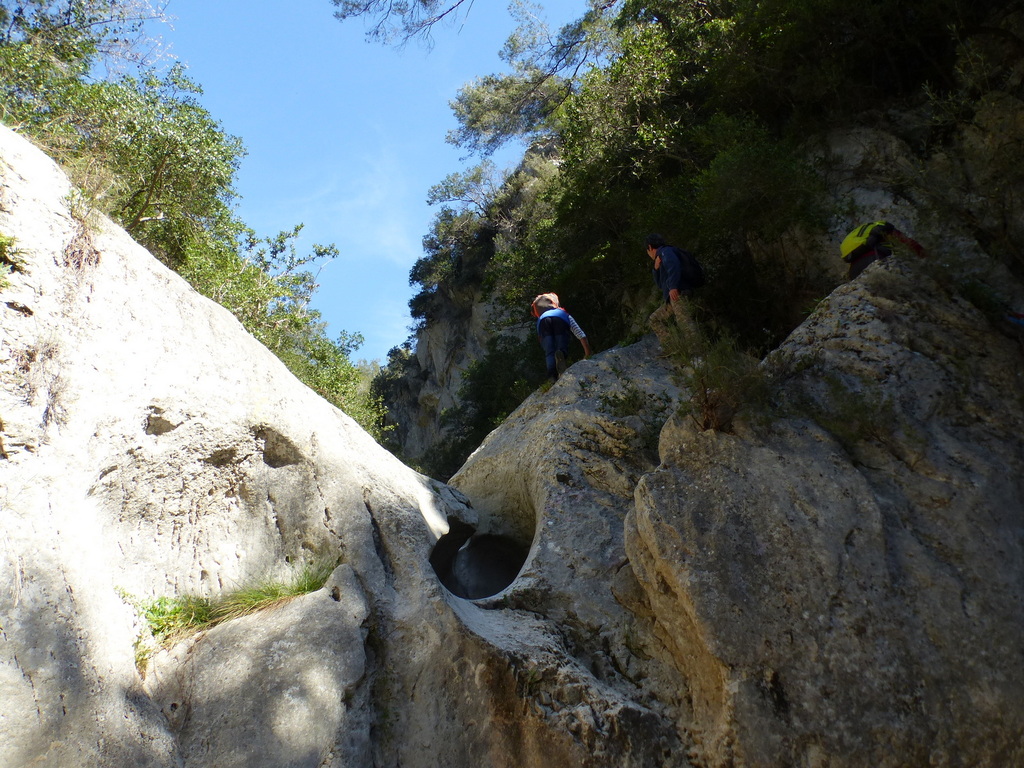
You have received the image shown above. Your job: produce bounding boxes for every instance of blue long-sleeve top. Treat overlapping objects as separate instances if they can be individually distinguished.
[653,246,683,303]
[536,308,587,339]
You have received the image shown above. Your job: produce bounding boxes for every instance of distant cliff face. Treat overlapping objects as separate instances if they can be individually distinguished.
[382,287,505,462]
[386,115,1021,473]
[384,18,1024,470]
[3,91,1024,768]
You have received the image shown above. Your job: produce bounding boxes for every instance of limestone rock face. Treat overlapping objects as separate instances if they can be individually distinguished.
[447,337,692,762]
[3,116,1024,768]
[629,259,1024,766]
[144,565,373,768]
[0,124,467,768]
[381,286,510,464]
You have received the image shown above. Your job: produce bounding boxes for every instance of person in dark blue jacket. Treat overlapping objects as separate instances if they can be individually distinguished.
[646,234,701,352]
[531,293,591,382]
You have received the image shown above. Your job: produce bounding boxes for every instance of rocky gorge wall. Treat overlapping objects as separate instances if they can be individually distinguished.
[2,111,1024,768]
[380,285,506,463]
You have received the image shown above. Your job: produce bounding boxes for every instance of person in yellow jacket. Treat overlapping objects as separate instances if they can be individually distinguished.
[841,220,926,279]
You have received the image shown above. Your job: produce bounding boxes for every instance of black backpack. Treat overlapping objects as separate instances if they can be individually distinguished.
[674,247,706,289]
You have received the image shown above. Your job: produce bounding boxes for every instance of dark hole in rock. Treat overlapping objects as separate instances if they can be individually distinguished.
[430,519,530,600]
[145,412,178,436]
[253,425,302,468]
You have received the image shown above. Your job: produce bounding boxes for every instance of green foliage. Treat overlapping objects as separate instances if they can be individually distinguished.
[0,232,24,289]
[140,594,214,641]
[368,341,416,452]
[82,67,244,269]
[4,62,244,270]
[213,558,339,623]
[336,0,1023,473]
[918,9,1024,276]
[691,117,825,242]
[448,69,569,156]
[668,322,775,433]
[445,0,613,155]
[410,206,489,325]
[617,0,982,129]
[0,0,163,114]
[0,4,210,271]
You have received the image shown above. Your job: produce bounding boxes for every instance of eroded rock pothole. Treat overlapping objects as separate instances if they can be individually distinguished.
[430,519,530,599]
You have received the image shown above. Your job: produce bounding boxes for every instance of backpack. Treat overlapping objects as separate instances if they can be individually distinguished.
[840,221,892,262]
[674,248,706,289]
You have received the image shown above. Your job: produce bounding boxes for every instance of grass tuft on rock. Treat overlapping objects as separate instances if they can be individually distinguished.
[122,557,341,660]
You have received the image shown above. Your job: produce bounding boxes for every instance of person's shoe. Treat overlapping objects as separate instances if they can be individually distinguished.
[555,350,567,376]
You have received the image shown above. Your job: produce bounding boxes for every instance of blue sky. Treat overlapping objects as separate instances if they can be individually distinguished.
[154,0,585,363]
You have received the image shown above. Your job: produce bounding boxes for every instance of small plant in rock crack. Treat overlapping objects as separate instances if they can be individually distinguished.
[141,594,214,641]
[118,590,213,672]
[598,382,649,418]
[672,324,775,432]
[0,233,23,265]
[0,233,26,289]
[63,189,98,226]
[214,557,339,623]
[121,556,341,661]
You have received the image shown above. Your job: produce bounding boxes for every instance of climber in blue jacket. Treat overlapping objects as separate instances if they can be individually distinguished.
[646,233,704,353]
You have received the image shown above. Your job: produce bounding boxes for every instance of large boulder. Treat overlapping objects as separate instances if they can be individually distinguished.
[0,124,466,767]
[629,259,1024,766]
[439,255,1024,768]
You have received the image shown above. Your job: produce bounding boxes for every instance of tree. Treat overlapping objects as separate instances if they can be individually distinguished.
[446,0,616,155]
[330,0,478,43]
[1,1,237,269]
[81,66,244,268]
[0,0,167,90]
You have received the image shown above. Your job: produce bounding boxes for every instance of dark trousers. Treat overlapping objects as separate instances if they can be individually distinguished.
[538,317,570,380]
[848,248,890,279]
